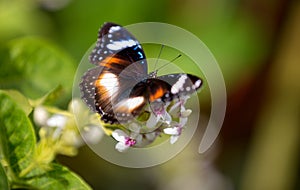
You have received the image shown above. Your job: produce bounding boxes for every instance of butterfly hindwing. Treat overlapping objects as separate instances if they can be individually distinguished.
[156,73,202,101]
[112,78,172,123]
[112,74,203,122]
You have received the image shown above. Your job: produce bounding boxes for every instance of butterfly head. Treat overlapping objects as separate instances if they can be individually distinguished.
[148,70,158,78]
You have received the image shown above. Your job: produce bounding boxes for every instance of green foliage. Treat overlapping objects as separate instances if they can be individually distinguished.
[26,163,91,190]
[30,85,64,107]
[1,90,32,116]
[0,91,91,190]
[0,37,75,100]
[0,91,36,177]
[0,162,9,190]
[0,0,51,43]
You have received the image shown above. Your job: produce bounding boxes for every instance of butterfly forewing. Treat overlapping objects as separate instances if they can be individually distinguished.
[79,67,102,113]
[89,22,147,71]
[81,23,148,124]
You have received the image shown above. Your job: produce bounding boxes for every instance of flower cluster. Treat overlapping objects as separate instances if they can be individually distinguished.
[111,96,192,152]
[33,99,103,161]
[33,96,193,154]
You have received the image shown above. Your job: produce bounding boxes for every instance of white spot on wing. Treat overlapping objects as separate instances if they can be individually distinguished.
[98,73,119,97]
[171,75,188,94]
[106,40,137,51]
[115,96,145,112]
[192,79,202,89]
[195,80,202,88]
[109,26,121,33]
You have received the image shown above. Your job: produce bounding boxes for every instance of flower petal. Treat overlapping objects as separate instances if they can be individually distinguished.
[115,142,129,152]
[146,112,159,128]
[52,127,63,139]
[34,106,49,126]
[181,109,192,117]
[179,117,188,126]
[170,135,179,144]
[169,101,181,114]
[61,130,79,146]
[47,114,67,128]
[164,127,179,135]
[112,129,127,142]
[82,125,104,145]
[163,112,172,124]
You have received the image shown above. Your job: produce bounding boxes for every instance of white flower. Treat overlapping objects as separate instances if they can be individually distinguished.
[61,130,80,146]
[146,101,171,128]
[181,108,192,118]
[46,114,68,139]
[81,125,104,146]
[112,129,142,152]
[69,98,105,146]
[33,106,50,126]
[136,131,160,147]
[169,96,190,118]
[163,116,188,144]
[47,114,67,128]
[109,95,194,149]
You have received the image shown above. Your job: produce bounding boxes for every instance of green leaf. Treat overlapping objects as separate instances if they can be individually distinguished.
[0,0,51,43]
[29,85,64,107]
[26,163,92,190]
[1,90,32,116]
[0,37,75,100]
[0,162,9,190]
[0,91,91,189]
[0,91,36,178]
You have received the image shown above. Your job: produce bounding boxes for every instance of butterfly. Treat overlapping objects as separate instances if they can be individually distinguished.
[80,22,203,124]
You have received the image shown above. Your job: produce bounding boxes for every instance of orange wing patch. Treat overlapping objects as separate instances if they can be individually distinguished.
[100,56,129,69]
[149,86,166,102]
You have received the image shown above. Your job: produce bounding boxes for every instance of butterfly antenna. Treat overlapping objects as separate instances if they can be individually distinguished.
[156,54,182,71]
[154,45,165,71]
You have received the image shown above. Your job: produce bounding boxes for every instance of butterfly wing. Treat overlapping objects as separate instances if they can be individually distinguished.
[113,74,203,122]
[156,73,203,101]
[112,78,171,123]
[80,22,148,124]
[89,22,147,68]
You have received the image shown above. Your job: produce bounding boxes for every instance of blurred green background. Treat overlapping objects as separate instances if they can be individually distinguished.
[0,0,299,189]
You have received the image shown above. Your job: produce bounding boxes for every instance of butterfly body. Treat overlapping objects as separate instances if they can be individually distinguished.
[80,22,203,124]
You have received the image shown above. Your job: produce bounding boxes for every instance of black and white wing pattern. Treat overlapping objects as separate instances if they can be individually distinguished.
[80,22,148,124]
